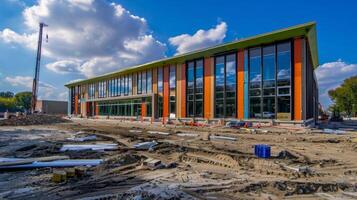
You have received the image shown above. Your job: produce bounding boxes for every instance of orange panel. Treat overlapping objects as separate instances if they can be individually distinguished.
[95,102,99,116]
[181,63,186,118]
[152,68,158,93]
[237,50,245,119]
[294,38,302,120]
[163,65,169,118]
[204,57,212,119]
[141,101,147,118]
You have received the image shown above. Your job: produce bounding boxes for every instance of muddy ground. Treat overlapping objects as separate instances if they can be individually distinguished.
[0,118,357,200]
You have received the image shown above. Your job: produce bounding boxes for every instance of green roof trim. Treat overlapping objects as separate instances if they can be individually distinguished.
[65,22,318,87]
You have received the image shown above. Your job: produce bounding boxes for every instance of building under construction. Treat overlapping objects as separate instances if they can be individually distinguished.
[65,22,319,126]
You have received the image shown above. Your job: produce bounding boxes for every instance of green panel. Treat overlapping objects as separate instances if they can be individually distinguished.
[66,22,318,87]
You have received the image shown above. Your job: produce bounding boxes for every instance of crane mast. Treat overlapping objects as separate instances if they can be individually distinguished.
[31,22,47,113]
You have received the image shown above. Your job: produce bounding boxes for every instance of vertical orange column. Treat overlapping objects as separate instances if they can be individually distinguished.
[95,102,99,116]
[294,38,302,120]
[204,57,213,119]
[163,65,169,118]
[141,101,147,118]
[181,63,186,118]
[237,50,245,119]
[152,68,158,93]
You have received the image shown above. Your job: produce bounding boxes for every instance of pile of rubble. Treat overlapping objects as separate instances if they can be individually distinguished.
[0,114,70,126]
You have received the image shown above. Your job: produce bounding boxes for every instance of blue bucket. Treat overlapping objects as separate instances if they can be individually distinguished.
[254,144,271,158]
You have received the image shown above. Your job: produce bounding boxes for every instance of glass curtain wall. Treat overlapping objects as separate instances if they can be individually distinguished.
[169,65,176,116]
[248,41,291,119]
[263,45,276,119]
[186,59,203,117]
[214,54,236,118]
[277,42,291,119]
[142,71,147,94]
[157,67,163,117]
[147,70,152,93]
[128,74,132,95]
[137,72,142,94]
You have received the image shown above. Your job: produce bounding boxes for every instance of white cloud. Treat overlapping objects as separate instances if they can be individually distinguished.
[316,59,357,108]
[169,22,227,55]
[46,60,81,74]
[0,0,166,78]
[4,75,62,100]
[5,75,33,88]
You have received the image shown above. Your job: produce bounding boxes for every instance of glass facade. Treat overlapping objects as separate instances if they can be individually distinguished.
[248,41,291,119]
[158,67,163,93]
[142,71,147,94]
[277,42,291,119]
[147,70,152,93]
[186,59,203,117]
[72,40,294,121]
[215,54,236,118]
[169,65,176,116]
[137,72,142,94]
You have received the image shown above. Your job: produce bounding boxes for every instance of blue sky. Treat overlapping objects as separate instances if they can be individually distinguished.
[0,0,356,109]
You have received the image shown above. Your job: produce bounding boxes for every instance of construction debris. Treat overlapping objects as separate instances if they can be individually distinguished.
[0,159,103,169]
[0,118,357,199]
[133,141,158,150]
[323,128,347,134]
[0,114,69,126]
[67,135,97,142]
[254,144,271,158]
[129,130,142,133]
[143,158,162,169]
[209,135,237,141]
[60,143,118,151]
[177,133,199,137]
[0,156,69,166]
[147,131,170,135]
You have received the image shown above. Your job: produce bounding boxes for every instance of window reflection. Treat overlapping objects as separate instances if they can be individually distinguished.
[248,41,291,120]
[187,60,203,117]
[215,54,236,118]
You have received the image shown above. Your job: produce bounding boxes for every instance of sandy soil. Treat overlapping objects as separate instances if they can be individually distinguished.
[0,118,356,200]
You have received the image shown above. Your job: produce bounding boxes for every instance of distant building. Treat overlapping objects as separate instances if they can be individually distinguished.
[36,100,68,115]
[65,22,319,126]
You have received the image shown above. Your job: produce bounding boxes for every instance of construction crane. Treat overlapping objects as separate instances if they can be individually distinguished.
[31,22,48,114]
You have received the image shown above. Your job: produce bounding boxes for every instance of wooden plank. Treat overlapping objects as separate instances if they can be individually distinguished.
[0,156,69,167]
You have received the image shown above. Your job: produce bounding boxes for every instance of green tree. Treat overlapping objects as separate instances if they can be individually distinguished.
[0,91,14,98]
[14,91,32,111]
[0,97,16,112]
[328,76,357,117]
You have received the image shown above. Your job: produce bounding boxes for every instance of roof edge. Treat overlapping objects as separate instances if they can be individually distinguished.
[65,21,317,87]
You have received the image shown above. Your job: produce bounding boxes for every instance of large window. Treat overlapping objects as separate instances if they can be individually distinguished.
[124,75,129,95]
[142,71,147,94]
[263,45,276,119]
[277,42,291,119]
[120,76,124,96]
[169,65,176,116]
[137,72,142,94]
[158,67,163,93]
[187,59,203,117]
[215,54,236,118]
[147,70,152,93]
[128,74,132,95]
[248,41,291,120]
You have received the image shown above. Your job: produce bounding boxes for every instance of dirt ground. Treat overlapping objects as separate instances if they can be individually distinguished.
[0,117,357,200]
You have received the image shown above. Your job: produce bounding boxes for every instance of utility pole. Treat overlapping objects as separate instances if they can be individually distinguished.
[31,22,48,114]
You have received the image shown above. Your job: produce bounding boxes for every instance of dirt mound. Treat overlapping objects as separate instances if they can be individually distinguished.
[0,114,70,126]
